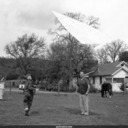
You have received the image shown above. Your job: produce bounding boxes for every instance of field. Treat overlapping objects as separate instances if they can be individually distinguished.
[0,90,128,125]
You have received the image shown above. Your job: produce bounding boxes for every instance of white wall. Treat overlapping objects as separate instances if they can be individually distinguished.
[112,70,128,92]
[122,65,128,69]
[90,70,128,91]
[94,77,101,90]
[112,83,122,92]
[90,76,105,90]
[113,70,128,78]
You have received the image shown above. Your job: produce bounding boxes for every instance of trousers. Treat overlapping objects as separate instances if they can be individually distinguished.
[23,94,33,111]
[79,94,89,113]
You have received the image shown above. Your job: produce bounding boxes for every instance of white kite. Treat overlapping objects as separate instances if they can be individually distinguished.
[52,11,111,50]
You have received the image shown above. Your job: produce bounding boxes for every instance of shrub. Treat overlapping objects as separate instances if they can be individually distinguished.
[6,72,19,80]
[89,85,99,93]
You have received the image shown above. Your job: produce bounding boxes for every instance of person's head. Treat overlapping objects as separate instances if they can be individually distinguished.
[80,71,84,78]
[26,74,32,80]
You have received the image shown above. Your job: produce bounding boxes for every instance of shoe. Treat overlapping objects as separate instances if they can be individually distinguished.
[84,112,89,116]
[25,113,29,116]
[25,107,29,111]
[24,108,29,116]
[81,112,85,115]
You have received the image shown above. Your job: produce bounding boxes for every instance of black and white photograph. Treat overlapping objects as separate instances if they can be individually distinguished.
[0,0,128,126]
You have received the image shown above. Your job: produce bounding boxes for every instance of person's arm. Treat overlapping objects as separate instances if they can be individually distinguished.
[85,79,90,95]
[28,81,35,90]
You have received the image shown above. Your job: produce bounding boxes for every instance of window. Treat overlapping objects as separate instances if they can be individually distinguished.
[121,63,124,66]
[106,78,112,83]
[113,78,124,83]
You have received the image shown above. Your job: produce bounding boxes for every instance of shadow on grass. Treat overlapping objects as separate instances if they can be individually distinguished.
[63,107,101,116]
[0,98,13,101]
[30,111,40,116]
[53,94,69,97]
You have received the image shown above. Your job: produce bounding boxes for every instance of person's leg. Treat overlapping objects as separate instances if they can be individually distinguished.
[79,94,84,114]
[23,95,29,116]
[83,94,89,115]
[24,95,28,108]
[28,96,33,112]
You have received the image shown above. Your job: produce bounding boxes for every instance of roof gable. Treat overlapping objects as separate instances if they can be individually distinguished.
[116,61,128,67]
[90,61,128,76]
[112,66,128,76]
[112,68,128,78]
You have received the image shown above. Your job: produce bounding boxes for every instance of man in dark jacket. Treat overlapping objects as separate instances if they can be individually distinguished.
[23,74,36,116]
[77,71,90,116]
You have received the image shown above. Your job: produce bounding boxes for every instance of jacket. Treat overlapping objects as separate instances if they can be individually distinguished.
[77,77,89,94]
[24,80,35,96]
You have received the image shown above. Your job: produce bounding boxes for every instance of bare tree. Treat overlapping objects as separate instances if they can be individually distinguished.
[97,39,128,63]
[86,16,100,29]
[5,33,45,75]
[97,48,109,63]
[48,12,100,42]
[48,12,100,70]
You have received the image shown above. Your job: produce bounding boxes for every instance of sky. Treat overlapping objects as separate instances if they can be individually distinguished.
[0,0,128,57]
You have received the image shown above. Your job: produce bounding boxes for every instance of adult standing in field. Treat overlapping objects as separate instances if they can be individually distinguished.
[23,74,36,116]
[77,71,90,116]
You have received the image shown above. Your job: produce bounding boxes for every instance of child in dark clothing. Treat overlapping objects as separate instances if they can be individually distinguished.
[23,75,36,116]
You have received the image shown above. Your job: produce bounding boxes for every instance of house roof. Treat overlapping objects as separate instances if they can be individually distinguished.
[90,61,128,76]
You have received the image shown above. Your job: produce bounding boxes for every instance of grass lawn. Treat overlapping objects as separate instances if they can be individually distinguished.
[0,90,128,125]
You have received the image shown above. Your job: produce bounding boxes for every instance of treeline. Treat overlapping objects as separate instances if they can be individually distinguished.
[0,32,98,92]
[1,12,128,92]
[1,41,98,81]
[0,56,97,92]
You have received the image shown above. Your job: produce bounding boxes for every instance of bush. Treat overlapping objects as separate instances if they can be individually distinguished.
[50,80,58,91]
[60,80,69,92]
[89,85,99,93]
[38,80,48,90]
[6,72,19,80]
[69,87,77,92]
[39,79,70,92]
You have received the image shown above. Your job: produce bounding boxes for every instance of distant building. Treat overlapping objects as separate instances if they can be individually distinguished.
[5,79,26,88]
[88,61,128,92]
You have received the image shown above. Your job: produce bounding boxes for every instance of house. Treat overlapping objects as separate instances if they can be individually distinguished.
[89,61,128,92]
[5,78,26,88]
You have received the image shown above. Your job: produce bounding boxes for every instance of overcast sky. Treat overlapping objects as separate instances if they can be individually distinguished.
[0,0,128,57]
